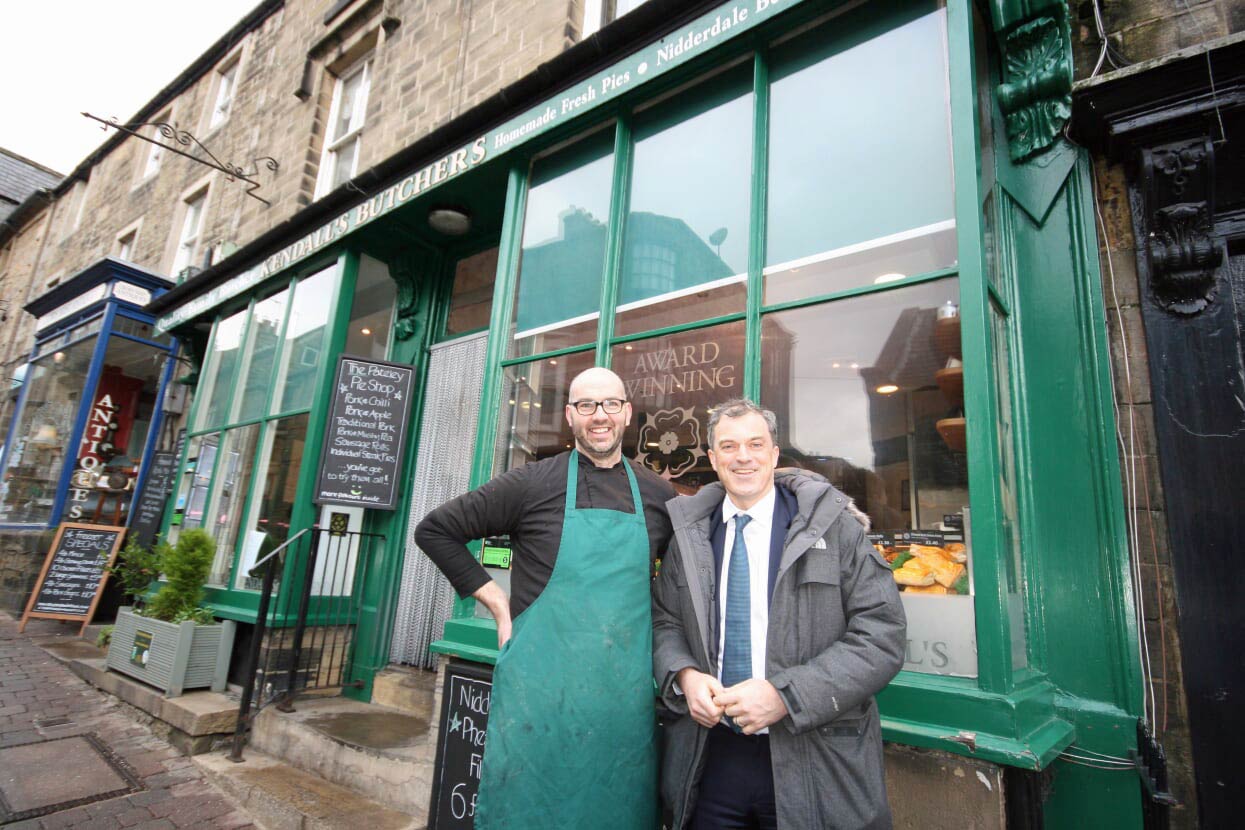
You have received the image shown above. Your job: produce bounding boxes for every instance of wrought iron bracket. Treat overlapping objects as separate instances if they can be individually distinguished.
[83,112,279,206]
[1139,136,1223,315]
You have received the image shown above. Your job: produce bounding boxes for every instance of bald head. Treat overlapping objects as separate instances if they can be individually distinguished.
[568,367,626,401]
[565,367,631,466]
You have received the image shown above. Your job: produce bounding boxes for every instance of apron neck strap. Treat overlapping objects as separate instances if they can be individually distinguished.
[565,450,645,516]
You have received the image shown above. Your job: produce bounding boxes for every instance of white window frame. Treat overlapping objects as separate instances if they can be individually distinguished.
[171,187,209,278]
[314,57,373,199]
[582,0,650,36]
[115,219,142,262]
[139,109,172,181]
[208,56,240,130]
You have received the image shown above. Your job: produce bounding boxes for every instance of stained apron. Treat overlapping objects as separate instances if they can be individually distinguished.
[474,451,658,829]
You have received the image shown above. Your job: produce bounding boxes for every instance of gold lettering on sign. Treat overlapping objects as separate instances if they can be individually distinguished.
[625,341,737,400]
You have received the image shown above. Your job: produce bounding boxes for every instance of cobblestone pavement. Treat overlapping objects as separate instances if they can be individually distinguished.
[0,614,255,830]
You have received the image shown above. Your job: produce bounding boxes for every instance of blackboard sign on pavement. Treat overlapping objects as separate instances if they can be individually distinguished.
[314,355,416,511]
[20,523,126,634]
[428,660,493,829]
[128,450,179,548]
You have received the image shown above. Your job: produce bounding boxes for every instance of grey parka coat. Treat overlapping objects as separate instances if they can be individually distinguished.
[652,469,906,829]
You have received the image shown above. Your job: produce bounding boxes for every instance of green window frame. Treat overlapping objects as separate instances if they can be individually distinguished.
[161,252,359,619]
[440,0,1074,765]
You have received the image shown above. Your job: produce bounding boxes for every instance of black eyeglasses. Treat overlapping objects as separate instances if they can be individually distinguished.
[570,398,626,416]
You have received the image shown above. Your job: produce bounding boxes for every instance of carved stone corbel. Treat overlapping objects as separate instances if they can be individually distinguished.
[1140,137,1222,315]
[989,2,1073,162]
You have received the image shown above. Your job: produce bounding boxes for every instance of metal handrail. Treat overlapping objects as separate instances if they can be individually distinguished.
[247,526,313,578]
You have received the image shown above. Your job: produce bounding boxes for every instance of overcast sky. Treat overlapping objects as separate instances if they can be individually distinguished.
[1,0,262,175]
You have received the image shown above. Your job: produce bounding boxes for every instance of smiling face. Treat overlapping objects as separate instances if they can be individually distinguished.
[708,411,780,510]
[565,368,632,466]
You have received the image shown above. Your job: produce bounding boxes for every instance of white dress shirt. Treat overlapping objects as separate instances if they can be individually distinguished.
[717,486,776,692]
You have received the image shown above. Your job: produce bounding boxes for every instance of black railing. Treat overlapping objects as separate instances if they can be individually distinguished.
[229,525,384,761]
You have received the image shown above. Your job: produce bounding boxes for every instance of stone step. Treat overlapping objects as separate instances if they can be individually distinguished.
[195,749,423,830]
[249,696,435,821]
[371,665,438,720]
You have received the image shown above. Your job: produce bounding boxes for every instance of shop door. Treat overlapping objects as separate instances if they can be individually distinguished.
[1141,238,1245,824]
[390,332,487,668]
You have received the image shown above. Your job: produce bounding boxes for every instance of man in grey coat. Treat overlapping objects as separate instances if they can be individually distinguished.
[653,399,906,829]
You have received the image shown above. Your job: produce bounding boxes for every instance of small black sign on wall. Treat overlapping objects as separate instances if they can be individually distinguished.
[314,355,417,511]
[428,660,493,829]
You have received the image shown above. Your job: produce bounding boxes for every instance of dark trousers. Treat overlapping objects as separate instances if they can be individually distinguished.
[690,725,778,830]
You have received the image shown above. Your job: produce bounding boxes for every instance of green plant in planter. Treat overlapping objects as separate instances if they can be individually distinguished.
[108,538,165,611]
[144,529,217,625]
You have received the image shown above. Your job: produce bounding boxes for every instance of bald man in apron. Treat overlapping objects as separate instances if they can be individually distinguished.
[417,367,676,829]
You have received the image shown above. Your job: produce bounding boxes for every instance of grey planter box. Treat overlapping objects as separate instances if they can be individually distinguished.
[106,607,236,697]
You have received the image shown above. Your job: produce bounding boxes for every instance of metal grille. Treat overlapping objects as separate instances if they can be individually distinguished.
[391,332,488,667]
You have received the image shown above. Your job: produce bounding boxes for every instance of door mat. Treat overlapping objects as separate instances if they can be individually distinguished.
[0,733,144,824]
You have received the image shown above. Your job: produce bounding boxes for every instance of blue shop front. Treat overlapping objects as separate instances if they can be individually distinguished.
[0,258,179,607]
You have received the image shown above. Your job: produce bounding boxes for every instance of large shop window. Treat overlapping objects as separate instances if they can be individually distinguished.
[169,264,341,587]
[509,132,615,358]
[0,337,98,525]
[616,69,752,336]
[764,2,956,305]
[760,279,976,676]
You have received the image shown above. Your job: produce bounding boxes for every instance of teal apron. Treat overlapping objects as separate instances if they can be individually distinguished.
[475,452,658,829]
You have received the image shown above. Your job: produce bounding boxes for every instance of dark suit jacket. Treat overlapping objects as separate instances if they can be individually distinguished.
[706,486,797,669]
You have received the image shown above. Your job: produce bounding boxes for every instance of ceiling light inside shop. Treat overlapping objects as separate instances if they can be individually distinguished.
[361,327,372,335]
[876,384,900,395]
[874,273,906,284]
[850,362,860,369]
[428,206,472,235]
[831,362,841,369]
[549,359,558,365]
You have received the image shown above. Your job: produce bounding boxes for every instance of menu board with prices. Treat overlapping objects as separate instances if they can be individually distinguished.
[128,450,179,548]
[20,523,126,634]
[428,661,493,829]
[314,356,416,510]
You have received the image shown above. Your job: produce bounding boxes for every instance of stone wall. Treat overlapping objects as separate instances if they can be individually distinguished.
[1072,0,1245,79]
[0,527,56,613]
[1090,155,1198,829]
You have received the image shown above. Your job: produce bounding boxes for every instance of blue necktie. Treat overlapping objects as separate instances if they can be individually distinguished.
[721,513,753,693]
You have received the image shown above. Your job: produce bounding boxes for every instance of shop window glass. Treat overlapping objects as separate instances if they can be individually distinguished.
[113,315,172,346]
[236,288,289,422]
[446,247,497,337]
[764,2,956,306]
[610,320,747,492]
[616,72,751,336]
[236,414,309,587]
[275,266,339,414]
[196,309,247,430]
[510,132,614,358]
[168,433,209,542]
[204,424,261,585]
[346,256,395,359]
[63,337,168,525]
[0,337,97,524]
[493,350,596,476]
[759,279,976,676]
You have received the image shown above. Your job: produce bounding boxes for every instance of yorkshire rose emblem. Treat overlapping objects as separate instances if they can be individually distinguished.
[636,407,706,480]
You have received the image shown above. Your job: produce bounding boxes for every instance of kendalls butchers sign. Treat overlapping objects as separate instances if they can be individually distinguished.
[156,0,802,333]
[314,356,417,510]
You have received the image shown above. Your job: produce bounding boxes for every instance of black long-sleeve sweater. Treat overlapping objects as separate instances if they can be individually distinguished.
[414,451,677,618]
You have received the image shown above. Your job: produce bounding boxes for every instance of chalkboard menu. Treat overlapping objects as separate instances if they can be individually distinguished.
[20,523,126,634]
[428,660,493,829]
[128,450,179,548]
[314,356,416,510]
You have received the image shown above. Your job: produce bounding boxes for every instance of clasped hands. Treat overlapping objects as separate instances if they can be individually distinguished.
[676,668,787,735]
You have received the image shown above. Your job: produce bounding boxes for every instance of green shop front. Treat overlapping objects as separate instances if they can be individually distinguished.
[149,0,1148,824]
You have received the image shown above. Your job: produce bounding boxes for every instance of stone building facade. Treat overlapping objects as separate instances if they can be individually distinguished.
[1071,1,1245,827]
